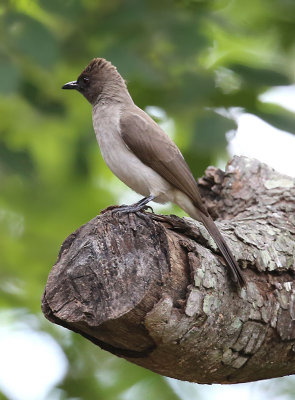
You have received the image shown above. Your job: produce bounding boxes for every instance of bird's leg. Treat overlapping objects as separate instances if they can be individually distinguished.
[112,195,155,215]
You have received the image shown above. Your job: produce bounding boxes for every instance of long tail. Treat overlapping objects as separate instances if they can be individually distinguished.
[199,213,246,288]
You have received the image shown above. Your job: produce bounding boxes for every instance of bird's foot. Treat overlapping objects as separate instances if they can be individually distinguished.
[111,204,146,215]
[111,195,155,216]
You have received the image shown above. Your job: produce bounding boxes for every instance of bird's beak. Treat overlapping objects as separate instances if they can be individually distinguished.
[62,81,78,90]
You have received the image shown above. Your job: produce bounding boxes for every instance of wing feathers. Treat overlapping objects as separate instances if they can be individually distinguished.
[120,109,208,215]
[120,107,245,287]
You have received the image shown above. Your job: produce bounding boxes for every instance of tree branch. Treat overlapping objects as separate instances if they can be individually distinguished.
[42,156,295,384]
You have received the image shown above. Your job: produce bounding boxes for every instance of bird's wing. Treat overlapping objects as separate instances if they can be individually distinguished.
[120,108,208,216]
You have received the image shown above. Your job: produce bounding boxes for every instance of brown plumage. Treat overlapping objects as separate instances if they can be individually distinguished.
[62,58,246,288]
[120,108,245,287]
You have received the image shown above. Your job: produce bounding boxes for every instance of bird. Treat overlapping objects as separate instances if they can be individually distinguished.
[62,58,245,288]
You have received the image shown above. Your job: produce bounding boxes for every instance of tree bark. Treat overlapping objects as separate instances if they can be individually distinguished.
[41,156,295,384]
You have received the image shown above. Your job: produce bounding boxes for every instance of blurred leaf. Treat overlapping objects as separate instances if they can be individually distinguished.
[39,0,84,19]
[3,12,58,66]
[0,55,21,94]
[0,390,9,400]
[256,102,295,135]
[230,64,291,87]
[184,110,236,175]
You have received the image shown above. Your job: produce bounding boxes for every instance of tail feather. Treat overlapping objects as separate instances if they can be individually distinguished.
[200,213,246,288]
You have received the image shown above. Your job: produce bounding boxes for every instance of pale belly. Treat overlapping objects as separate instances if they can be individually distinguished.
[92,104,172,202]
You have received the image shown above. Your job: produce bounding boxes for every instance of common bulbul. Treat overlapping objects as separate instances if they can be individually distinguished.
[62,58,245,287]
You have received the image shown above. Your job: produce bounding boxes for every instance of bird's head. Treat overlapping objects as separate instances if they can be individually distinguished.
[62,58,123,105]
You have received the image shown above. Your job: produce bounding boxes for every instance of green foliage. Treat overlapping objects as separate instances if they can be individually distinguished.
[1,0,295,398]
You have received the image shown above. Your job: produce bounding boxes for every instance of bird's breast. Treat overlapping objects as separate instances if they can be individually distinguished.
[92,104,171,200]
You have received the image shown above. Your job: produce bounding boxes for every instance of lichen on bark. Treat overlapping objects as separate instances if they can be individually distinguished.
[42,156,295,383]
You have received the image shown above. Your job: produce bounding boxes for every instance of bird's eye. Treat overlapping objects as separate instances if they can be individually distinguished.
[82,77,90,84]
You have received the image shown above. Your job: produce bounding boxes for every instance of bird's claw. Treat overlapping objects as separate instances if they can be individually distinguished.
[142,205,154,213]
[111,204,153,216]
